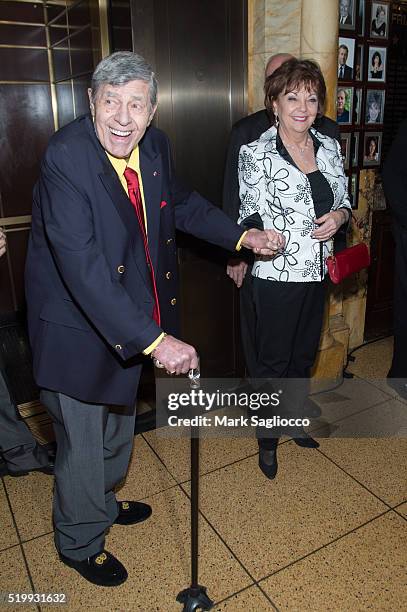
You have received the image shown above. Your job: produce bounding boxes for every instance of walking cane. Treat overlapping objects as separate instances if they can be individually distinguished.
[154,357,214,611]
[176,362,214,611]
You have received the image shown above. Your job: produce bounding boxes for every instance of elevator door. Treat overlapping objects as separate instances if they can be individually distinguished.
[131,0,247,376]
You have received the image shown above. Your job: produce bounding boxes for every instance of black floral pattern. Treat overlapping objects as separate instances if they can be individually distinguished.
[238,126,351,283]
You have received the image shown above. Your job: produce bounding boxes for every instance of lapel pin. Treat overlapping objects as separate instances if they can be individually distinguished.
[153,171,158,176]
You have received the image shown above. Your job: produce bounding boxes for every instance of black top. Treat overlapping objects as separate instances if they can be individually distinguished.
[307,169,334,218]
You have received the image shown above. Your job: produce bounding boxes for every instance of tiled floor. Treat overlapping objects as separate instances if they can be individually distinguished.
[1,336,406,611]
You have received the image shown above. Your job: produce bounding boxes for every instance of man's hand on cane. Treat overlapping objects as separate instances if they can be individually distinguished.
[152,335,198,375]
[0,229,6,258]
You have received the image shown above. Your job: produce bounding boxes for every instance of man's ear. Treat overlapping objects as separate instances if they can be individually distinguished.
[148,104,158,125]
[88,88,95,117]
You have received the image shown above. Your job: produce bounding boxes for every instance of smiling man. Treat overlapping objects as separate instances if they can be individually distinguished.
[25,52,279,588]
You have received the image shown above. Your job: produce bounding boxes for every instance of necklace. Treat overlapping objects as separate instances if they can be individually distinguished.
[284,134,311,157]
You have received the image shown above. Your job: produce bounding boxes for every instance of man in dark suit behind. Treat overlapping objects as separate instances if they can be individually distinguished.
[25,52,279,587]
[383,120,407,400]
[223,53,340,379]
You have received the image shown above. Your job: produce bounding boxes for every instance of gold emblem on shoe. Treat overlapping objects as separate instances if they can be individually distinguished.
[121,502,130,510]
[95,553,107,565]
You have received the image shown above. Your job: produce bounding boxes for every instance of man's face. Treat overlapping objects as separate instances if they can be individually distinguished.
[88,80,156,158]
[338,47,348,65]
[265,54,292,78]
[340,0,349,18]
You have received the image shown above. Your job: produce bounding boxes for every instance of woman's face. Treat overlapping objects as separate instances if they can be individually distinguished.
[369,139,377,156]
[377,9,385,25]
[373,54,381,68]
[273,84,319,135]
[368,101,380,121]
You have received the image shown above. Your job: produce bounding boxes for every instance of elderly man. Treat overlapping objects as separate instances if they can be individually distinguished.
[223,54,340,382]
[25,52,278,587]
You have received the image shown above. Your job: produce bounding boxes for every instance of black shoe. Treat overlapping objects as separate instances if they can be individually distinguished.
[114,501,152,525]
[293,433,320,448]
[303,398,322,418]
[6,461,54,477]
[258,447,278,479]
[59,550,127,587]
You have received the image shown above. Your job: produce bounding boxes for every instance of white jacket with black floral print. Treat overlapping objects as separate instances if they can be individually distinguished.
[238,126,351,282]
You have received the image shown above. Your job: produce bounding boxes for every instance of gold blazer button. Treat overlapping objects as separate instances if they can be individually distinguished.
[170,298,177,306]
[117,265,125,274]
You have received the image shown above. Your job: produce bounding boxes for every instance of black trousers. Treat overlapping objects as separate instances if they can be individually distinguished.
[252,277,326,449]
[389,224,407,378]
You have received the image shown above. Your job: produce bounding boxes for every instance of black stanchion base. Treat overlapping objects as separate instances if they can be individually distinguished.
[176,585,214,611]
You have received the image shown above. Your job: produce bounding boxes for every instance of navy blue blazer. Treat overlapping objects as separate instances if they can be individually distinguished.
[25,115,242,406]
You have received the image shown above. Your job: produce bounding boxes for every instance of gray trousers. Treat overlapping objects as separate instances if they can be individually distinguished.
[40,390,137,561]
[0,370,48,473]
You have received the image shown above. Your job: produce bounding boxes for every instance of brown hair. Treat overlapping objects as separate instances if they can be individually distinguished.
[264,58,326,125]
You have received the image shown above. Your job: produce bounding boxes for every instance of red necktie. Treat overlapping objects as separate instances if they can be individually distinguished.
[124,167,161,325]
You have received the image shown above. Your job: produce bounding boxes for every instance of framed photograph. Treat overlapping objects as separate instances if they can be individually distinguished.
[365,89,385,124]
[339,0,356,30]
[352,131,360,166]
[363,132,382,167]
[368,46,387,82]
[355,44,363,81]
[354,88,363,124]
[370,2,389,39]
[340,133,351,170]
[338,37,355,80]
[337,86,353,125]
[350,172,359,209]
[358,0,365,36]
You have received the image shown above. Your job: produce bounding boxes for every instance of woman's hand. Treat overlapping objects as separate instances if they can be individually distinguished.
[226,259,248,288]
[312,209,349,241]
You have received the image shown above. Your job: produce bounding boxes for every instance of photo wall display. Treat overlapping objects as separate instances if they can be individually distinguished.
[338,0,389,171]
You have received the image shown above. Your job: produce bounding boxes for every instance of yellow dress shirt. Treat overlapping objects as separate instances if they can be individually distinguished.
[106,148,164,355]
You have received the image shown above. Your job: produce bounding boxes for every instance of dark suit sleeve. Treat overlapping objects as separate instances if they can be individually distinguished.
[383,121,407,228]
[39,147,162,359]
[222,124,244,222]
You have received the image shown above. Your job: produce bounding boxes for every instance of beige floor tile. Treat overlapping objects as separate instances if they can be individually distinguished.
[308,378,392,437]
[116,434,177,499]
[214,585,274,610]
[0,545,35,611]
[394,502,407,518]
[261,512,407,612]
[3,471,53,541]
[347,337,394,379]
[318,437,407,506]
[0,480,18,551]
[144,429,258,482]
[184,442,387,579]
[24,487,252,611]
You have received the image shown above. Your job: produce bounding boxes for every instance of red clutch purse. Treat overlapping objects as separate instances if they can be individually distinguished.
[326,243,370,284]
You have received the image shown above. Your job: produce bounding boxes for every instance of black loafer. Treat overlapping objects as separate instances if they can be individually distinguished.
[59,550,127,587]
[114,501,152,525]
[258,447,278,479]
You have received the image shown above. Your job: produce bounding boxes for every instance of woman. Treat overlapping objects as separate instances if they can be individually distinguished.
[371,5,386,37]
[370,51,383,79]
[237,58,351,479]
[366,92,382,123]
[337,88,350,123]
[365,137,378,162]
